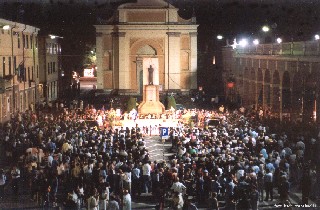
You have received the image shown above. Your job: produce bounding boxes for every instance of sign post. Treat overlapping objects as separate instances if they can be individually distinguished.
[160,127,169,161]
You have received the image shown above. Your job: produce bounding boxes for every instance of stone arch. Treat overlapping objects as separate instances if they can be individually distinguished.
[243,67,250,106]
[131,38,164,55]
[272,70,280,112]
[304,71,317,120]
[264,69,271,107]
[282,71,291,112]
[249,68,257,107]
[292,71,303,115]
[130,38,165,92]
[136,45,157,55]
[257,68,263,106]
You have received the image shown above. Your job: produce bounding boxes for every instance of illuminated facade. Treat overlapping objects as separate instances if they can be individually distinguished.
[95,0,198,95]
[222,40,320,122]
[38,35,61,103]
[0,18,39,122]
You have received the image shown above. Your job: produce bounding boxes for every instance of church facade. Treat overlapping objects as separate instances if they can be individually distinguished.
[95,0,198,95]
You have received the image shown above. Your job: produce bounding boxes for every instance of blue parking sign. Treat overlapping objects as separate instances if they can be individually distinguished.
[160,127,169,139]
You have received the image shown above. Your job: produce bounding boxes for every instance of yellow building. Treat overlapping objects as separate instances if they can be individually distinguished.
[222,40,320,122]
[0,19,40,122]
[95,0,198,95]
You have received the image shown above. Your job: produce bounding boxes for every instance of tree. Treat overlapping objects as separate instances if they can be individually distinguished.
[167,95,176,110]
[127,96,137,112]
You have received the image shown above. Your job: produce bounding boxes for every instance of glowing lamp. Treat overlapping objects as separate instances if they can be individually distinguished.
[227,82,235,88]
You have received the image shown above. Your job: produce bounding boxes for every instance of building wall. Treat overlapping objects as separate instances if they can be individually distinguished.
[38,36,60,103]
[0,19,39,123]
[95,0,198,95]
[222,41,320,122]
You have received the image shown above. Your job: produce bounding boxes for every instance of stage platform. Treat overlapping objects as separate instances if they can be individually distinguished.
[120,118,181,128]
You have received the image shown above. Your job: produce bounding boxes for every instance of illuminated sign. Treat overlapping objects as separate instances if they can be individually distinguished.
[84,68,94,77]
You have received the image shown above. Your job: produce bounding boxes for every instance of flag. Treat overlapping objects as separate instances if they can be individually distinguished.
[15,60,25,82]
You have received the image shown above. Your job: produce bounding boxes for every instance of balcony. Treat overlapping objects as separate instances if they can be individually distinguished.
[236,40,320,56]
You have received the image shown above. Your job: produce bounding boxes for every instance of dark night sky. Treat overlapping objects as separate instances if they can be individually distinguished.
[1,0,320,94]
[1,0,320,42]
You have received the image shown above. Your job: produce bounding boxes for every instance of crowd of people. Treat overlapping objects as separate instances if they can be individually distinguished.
[0,103,319,210]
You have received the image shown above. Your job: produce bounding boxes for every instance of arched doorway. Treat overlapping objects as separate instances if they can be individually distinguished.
[282,71,291,113]
[130,39,165,95]
[264,69,271,108]
[272,71,280,113]
[257,69,263,107]
[136,45,157,94]
[250,69,256,108]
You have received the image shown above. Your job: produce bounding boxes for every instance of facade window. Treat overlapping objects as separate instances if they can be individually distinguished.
[30,35,33,49]
[2,57,5,76]
[24,68,26,81]
[17,33,20,48]
[9,95,12,113]
[13,56,16,73]
[20,94,23,111]
[28,67,30,81]
[53,62,56,72]
[8,57,11,75]
[54,81,56,98]
[47,62,50,74]
[26,35,29,49]
[23,34,25,48]
[50,62,53,74]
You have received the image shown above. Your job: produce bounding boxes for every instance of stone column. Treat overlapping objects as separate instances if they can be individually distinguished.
[96,32,104,89]
[189,32,197,90]
[117,32,128,90]
[166,32,181,90]
[112,32,126,90]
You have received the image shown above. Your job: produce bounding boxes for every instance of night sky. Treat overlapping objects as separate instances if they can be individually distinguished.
[1,0,320,95]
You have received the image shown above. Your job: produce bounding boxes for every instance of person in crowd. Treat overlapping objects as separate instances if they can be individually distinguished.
[122,189,131,210]
[108,194,120,210]
[0,169,6,199]
[0,101,317,210]
[172,191,184,210]
[87,187,99,210]
[264,168,273,201]
[11,165,20,196]
[142,160,152,194]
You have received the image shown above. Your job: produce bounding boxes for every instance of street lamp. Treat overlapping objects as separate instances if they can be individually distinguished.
[315,34,320,40]
[217,35,223,40]
[276,37,282,44]
[253,39,259,45]
[262,26,270,32]
[239,39,248,47]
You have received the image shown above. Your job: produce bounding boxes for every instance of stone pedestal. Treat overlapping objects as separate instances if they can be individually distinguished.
[138,85,165,114]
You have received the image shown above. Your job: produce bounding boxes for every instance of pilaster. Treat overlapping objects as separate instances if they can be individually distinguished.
[167,32,181,90]
[190,32,197,89]
[96,32,104,89]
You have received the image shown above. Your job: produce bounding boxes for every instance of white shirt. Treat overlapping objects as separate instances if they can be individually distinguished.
[142,163,151,176]
[171,181,186,194]
[123,194,131,210]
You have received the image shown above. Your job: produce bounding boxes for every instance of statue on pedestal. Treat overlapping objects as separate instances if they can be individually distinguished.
[148,65,154,85]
